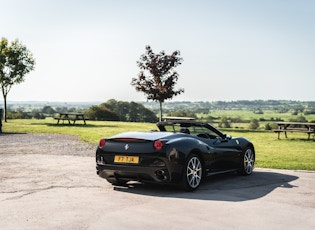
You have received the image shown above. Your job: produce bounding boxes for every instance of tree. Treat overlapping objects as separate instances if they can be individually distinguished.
[249,119,259,130]
[0,38,35,121]
[218,116,231,128]
[42,106,55,115]
[167,110,196,119]
[85,105,119,121]
[131,45,184,121]
[100,99,157,122]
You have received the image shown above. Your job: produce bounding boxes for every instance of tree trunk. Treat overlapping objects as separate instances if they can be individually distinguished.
[0,111,2,133]
[3,94,7,122]
[159,101,163,122]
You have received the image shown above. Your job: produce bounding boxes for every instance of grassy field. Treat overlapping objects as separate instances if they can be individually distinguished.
[203,109,315,121]
[2,118,315,171]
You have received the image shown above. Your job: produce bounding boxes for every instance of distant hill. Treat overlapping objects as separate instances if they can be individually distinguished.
[1,100,315,114]
[1,101,100,111]
[142,100,315,114]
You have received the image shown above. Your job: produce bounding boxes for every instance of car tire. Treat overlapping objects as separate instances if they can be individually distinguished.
[239,147,255,175]
[181,154,203,191]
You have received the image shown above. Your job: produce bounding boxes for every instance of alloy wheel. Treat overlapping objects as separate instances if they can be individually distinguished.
[243,148,254,175]
[186,156,202,189]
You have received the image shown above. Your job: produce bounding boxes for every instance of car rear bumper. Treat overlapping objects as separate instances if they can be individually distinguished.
[96,164,173,184]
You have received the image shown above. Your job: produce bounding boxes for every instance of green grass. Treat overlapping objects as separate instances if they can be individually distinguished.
[2,118,315,170]
[2,118,156,144]
[224,130,315,170]
[200,110,315,123]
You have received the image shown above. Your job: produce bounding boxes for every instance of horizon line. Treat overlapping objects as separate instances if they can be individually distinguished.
[1,99,315,104]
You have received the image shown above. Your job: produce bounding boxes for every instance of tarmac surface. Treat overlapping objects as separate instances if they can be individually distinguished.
[0,133,314,230]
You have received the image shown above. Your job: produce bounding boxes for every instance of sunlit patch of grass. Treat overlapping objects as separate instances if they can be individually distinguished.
[226,130,315,170]
[2,118,156,144]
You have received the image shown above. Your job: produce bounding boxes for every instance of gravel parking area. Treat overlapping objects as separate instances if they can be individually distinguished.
[0,133,96,157]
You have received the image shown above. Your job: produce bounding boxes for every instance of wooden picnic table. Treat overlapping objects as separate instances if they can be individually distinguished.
[54,112,88,125]
[273,122,315,140]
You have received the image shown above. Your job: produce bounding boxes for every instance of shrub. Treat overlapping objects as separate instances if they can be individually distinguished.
[218,116,231,128]
[85,105,119,121]
[304,109,315,115]
[7,111,32,119]
[265,123,278,130]
[248,119,259,130]
[33,112,46,119]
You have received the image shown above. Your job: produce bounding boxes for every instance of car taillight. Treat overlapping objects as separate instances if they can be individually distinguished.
[99,139,106,148]
[154,140,164,150]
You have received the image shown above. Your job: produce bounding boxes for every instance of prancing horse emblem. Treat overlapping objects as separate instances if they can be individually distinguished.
[124,144,129,150]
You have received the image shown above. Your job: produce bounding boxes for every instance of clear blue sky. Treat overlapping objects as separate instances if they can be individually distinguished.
[1,0,314,102]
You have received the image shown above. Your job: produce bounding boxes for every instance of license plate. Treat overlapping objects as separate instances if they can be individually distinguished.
[114,155,139,164]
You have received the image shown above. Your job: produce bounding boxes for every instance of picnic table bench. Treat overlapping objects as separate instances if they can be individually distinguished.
[54,112,88,125]
[273,122,315,140]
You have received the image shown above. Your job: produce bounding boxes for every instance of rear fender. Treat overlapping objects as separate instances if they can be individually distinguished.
[165,137,211,164]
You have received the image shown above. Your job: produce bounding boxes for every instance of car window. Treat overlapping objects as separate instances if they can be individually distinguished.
[190,126,219,138]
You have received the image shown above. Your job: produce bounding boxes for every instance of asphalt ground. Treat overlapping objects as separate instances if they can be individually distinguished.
[0,133,314,230]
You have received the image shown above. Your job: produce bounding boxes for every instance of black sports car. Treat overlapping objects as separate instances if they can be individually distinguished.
[96,119,255,191]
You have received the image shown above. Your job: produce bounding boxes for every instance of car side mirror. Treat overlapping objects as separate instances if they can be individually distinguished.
[224,134,232,140]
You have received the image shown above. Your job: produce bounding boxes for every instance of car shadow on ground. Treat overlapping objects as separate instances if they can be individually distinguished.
[113,170,298,202]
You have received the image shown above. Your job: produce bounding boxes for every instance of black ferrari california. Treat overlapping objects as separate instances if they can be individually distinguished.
[96,119,255,191]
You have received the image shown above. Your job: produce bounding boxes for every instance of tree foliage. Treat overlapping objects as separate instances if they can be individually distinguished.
[248,119,260,130]
[85,99,157,122]
[85,105,119,121]
[167,110,196,119]
[42,106,56,115]
[101,99,157,122]
[0,37,35,121]
[131,46,184,121]
[218,116,231,128]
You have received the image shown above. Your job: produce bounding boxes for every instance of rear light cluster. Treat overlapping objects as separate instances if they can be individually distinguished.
[153,140,164,150]
[99,139,106,148]
[100,138,166,150]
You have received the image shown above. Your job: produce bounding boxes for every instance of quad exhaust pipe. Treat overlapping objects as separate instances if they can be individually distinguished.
[155,169,168,181]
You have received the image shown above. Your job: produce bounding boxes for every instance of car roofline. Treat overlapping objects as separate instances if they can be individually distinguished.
[156,120,225,137]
